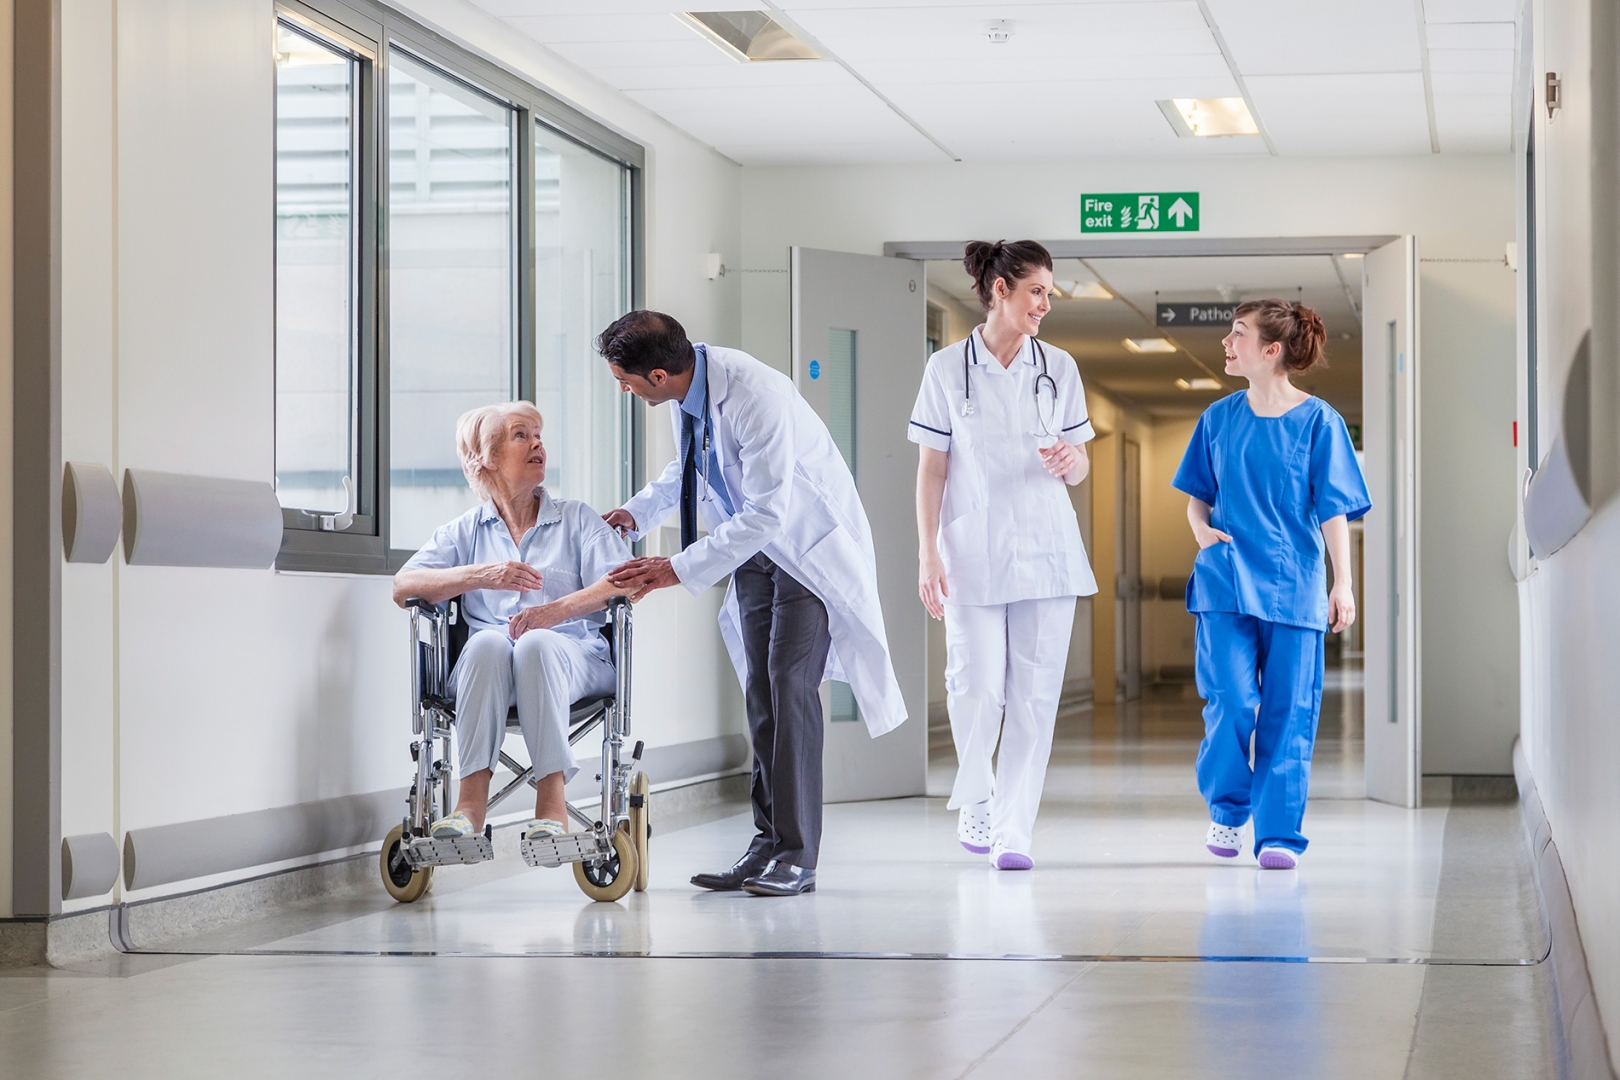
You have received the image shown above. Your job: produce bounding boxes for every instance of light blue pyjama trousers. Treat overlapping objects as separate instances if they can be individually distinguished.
[451,628,615,785]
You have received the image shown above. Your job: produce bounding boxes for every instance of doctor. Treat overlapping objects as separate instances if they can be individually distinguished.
[599,310,906,897]
[911,240,1097,870]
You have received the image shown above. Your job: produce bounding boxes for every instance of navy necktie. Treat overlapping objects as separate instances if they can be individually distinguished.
[680,410,698,551]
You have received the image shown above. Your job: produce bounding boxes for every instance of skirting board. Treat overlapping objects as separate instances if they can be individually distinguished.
[1514,739,1619,1080]
[123,734,749,892]
[5,770,749,968]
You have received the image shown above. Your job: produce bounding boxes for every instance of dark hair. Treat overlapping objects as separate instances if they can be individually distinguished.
[596,310,695,378]
[1232,299,1328,373]
[962,240,1053,309]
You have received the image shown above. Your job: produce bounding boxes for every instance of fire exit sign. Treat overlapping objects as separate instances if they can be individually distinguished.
[1082,192,1200,233]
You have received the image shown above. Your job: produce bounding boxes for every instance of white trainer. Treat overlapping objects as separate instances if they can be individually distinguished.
[958,803,992,854]
[1205,821,1242,859]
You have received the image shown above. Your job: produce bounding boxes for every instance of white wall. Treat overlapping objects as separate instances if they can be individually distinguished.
[1519,0,1620,1066]
[53,0,744,907]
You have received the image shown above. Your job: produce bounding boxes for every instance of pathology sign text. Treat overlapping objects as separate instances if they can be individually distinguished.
[1081,192,1200,233]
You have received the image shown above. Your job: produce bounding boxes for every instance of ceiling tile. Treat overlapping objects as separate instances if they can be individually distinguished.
[1422,0,1517,22]
[1428,48,1515,73]
[1430,69,1512,94]
[1424,22,1515,49]
[1245,72,1432,154]
[1204,0,1422,75]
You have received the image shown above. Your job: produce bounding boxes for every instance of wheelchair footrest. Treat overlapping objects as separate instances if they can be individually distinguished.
[405,832,494,868]
[521,830,605,869]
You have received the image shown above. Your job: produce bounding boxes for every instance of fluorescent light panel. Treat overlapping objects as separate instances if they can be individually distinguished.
[1176,378,1223,391]
[1125,337,1178,354]
[1054,280,1112,300]
[680,12,820,61]
[1157,98,1259,138]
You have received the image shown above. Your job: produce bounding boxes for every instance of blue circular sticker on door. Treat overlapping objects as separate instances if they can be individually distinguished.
[809,360,821,380]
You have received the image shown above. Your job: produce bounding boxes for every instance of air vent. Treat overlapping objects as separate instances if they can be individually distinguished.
[680,12,820,61]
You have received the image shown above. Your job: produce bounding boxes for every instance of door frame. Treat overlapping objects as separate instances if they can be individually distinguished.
[888,233,1413,801]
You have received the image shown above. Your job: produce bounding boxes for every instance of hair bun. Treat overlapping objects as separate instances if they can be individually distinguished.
[961,240,1053,310]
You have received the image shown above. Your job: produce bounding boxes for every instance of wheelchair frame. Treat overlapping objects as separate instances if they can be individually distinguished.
[379,594,649,903]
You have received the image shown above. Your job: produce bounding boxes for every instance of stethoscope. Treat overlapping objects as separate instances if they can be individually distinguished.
[962,333,1060,440]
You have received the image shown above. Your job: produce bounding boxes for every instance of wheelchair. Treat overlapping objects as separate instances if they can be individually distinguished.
[379,595,650,904]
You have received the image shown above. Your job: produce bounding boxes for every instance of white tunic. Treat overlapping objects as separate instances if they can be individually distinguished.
[908,329,1099,607]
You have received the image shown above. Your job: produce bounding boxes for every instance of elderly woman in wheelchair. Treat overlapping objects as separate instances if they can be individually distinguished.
[392,401,633,855]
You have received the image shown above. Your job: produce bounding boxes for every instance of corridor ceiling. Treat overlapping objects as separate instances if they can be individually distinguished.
[471,1,1516,164]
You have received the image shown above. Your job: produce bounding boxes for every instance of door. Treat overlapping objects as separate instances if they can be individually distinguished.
[791,247,928,802]
[1362,237,1420,808]
[1122,436,1143,700]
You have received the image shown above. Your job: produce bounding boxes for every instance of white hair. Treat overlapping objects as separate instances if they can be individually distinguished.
[455,401,544,501]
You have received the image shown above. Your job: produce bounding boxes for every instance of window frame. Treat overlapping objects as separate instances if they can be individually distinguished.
[274,0,645,575]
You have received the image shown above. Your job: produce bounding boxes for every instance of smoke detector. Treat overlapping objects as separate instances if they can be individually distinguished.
[986,20,1014,43]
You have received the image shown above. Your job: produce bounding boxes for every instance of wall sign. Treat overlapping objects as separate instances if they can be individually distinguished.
[1082,192,1199,233]
[1156,302,1235,327]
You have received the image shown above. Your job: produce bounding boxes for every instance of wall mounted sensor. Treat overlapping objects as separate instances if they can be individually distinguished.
[986,20,1014,43]
[705,253,726,280]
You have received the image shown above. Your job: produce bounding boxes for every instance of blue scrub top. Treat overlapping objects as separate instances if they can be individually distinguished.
[1172,393,1371,632]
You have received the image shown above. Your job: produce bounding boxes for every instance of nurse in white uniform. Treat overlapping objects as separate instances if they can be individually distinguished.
[910,240,1098,870]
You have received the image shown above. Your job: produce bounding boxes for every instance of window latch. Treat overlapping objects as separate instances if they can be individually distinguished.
[302,475,355,531]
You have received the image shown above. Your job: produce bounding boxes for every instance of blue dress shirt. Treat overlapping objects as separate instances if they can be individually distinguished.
[679,344,736,516]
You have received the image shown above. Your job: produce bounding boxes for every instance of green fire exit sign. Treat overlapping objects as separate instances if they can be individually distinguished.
[1081,192,1200,233]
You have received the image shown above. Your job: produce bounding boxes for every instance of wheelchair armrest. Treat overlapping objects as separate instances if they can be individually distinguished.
[403,597,436,611]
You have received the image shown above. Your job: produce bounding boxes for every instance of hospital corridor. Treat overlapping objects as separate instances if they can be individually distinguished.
[0,1,1615,1078]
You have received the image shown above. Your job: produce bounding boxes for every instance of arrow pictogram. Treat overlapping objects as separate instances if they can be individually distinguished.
[1168,197,1195,227]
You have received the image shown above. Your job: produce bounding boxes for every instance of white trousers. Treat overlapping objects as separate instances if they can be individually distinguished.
[944,596,1076,855]
[451,628,615,785]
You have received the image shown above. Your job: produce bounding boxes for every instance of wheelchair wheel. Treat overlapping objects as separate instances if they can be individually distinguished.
[629,771,651,892]
[381,824,433,903]
[573,826,636,903]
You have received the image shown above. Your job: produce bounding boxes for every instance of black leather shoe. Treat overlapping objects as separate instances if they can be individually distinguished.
[742,860,816,896]
[690,851,771,892]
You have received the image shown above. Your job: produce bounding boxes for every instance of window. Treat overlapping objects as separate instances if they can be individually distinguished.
[275,20,361,519]
[532,123,632,512]
[272,0,643,573]
[387,51,516,551]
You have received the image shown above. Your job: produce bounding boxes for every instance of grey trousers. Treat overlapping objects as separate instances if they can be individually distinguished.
[734,552,833,870]
[451,628,615,786]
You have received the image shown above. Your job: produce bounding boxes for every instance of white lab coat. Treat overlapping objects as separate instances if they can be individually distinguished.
[620,345,907,738]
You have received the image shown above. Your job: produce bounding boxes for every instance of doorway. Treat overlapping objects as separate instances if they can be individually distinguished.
[900,236,1411,805]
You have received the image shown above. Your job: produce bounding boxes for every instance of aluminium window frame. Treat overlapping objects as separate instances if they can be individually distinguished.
[275,0,646,575]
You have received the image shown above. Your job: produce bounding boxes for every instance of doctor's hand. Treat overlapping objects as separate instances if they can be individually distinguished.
[1192,522,1234,550]
[1328,582,1357,634]
[918,551,949,620]
[603,509,638,539]
[472,561,543,593]
[608,556,680,600]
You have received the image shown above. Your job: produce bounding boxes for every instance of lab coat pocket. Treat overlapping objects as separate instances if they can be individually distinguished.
[940,507,989,578]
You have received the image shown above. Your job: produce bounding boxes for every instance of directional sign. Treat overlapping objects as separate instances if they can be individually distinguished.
[1156,302,1237,327]
[1081,191,1200,233]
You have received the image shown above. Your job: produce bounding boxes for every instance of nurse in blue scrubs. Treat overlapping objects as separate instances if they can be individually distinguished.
[1172,299,1371,870]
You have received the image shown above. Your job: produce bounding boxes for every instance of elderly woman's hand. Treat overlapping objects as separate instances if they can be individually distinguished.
[508,604,558,640]
[473,561,543,593]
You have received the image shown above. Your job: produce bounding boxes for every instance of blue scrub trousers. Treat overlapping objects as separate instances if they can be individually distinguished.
[1194,611,1325,856]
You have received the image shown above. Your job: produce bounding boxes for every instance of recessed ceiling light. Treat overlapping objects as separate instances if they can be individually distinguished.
[1156,98,1259,138]
[679,11,820,61]
[1341,252,1365,259]
[1176,377,1223,391]
[1125,337,1178,354]
[1055,280,1112,300]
